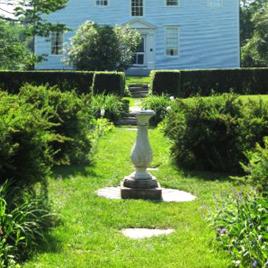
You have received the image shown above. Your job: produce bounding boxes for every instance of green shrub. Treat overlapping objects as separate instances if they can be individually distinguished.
[0,182,53,267]
[150,68,268,97]
[210,192,268,268]
[19,84,94,165]
[150,70,181,97]
[0,91,52,188]
[92,72,126,96]
[91,94,126,123]
[164,94,268,172]
[142,95,171,126]
[0,71,94,94]
[234,138,268,195]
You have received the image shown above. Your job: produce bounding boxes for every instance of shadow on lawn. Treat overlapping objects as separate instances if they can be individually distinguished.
[171,162,233,182]
[53,163,99,180]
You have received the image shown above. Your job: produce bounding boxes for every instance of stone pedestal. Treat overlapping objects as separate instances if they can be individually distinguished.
[121,110,162,200]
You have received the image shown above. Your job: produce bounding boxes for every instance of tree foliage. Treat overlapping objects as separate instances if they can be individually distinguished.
[0,19,34,70]
[240,0,268,66]
[65,21,141,71]
[15,0,68,36]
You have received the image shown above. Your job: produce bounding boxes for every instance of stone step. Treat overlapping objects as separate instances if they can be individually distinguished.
[116,117,137,126]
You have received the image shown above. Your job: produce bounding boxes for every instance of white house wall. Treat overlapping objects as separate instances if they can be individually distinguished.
[35,0,240,73]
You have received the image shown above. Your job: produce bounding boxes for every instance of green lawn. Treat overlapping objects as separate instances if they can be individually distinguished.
[126,76,151,85]
[24,127,233,268]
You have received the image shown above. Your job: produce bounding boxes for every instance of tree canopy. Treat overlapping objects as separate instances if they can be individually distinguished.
[240,0,268,66]
[65,21,141,71]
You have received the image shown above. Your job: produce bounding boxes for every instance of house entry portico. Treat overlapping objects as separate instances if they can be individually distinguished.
[124,18,156,75]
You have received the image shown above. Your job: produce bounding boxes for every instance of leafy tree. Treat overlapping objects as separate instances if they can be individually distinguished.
[240,0,268,66]
[15,0,68,37]
[241,2,268,66]
[65,21,141,71]
[0,19,34,70]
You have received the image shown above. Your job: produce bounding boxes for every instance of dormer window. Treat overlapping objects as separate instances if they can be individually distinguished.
[166,0,178,6]
[131,0,143,16]
[96,0,108,6]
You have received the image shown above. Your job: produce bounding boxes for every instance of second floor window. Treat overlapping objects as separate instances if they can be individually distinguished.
[132,0,143,16]
[96,0,108,6]
[51,32,63,55]
[166,0,178,6]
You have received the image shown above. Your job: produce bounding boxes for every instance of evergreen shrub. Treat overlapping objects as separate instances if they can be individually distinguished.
[164,94,268,172]
[19,84,94,165]
[0,91,52,188]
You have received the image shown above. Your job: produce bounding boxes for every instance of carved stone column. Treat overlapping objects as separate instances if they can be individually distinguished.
[121,110,162,200]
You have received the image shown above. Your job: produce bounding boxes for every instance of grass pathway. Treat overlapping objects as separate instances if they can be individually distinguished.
[24,128,232,268]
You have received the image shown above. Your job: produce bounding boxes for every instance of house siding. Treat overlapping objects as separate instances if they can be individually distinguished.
[35,0,240,73]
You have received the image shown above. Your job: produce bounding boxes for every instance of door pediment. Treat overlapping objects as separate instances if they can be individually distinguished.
[123,18,156,30]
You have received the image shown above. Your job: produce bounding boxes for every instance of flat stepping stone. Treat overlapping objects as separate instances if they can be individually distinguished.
[121,228,175,240]
[96,187,196,202]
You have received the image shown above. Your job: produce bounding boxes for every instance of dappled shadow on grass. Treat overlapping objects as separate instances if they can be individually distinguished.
[53,163,97,180]
[170,162,233,182]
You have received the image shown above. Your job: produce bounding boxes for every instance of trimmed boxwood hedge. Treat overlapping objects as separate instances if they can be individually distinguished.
[150,70,181,97]
[92,72,125,96]
[150,68,268,97]
[0,71,94,94]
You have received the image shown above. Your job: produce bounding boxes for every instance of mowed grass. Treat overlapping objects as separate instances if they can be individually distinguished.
[126,76,151,85]
[23,128,233,268]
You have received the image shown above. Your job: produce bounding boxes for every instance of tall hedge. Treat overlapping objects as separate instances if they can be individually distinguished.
[0,71,94,94]
[92,72,126,96]
[180,68,268,97]
[150,70,181,97]
[150,68,268,97]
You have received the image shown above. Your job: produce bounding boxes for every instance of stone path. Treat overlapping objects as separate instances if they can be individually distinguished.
[121,228,175,240]
[97,187,197,203]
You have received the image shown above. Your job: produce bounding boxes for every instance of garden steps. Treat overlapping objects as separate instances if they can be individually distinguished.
[116,113,137,126]
[128,84,149,98]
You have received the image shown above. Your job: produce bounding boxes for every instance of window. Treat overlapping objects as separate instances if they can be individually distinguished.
[208,0,223,8]
[166,27,179,56]
[166,0,178,6]
[132,36,145,65]
[51,32,63,55]
[131,0,143,16]
[96,0,108,6]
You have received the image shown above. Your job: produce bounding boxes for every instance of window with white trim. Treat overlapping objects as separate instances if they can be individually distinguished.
[51,32,63,55]
[166,0,178,6]
[96,0,108,6]
[131,0,143,16]
[208,0,223,8]
[166,27,179,56]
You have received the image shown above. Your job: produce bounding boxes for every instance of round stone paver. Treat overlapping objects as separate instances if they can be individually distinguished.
[121,228,175,240]
[96,187,196,202]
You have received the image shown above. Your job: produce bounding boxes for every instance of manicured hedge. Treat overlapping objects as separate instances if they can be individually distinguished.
[164,94,268,173]
[150,70,181,96]
[92,72,126,96]
[0,71,94,94]
[180,68,268,97]
[150,68,268,97]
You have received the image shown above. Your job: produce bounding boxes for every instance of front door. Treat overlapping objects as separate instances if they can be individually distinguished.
[132,35,146,67]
